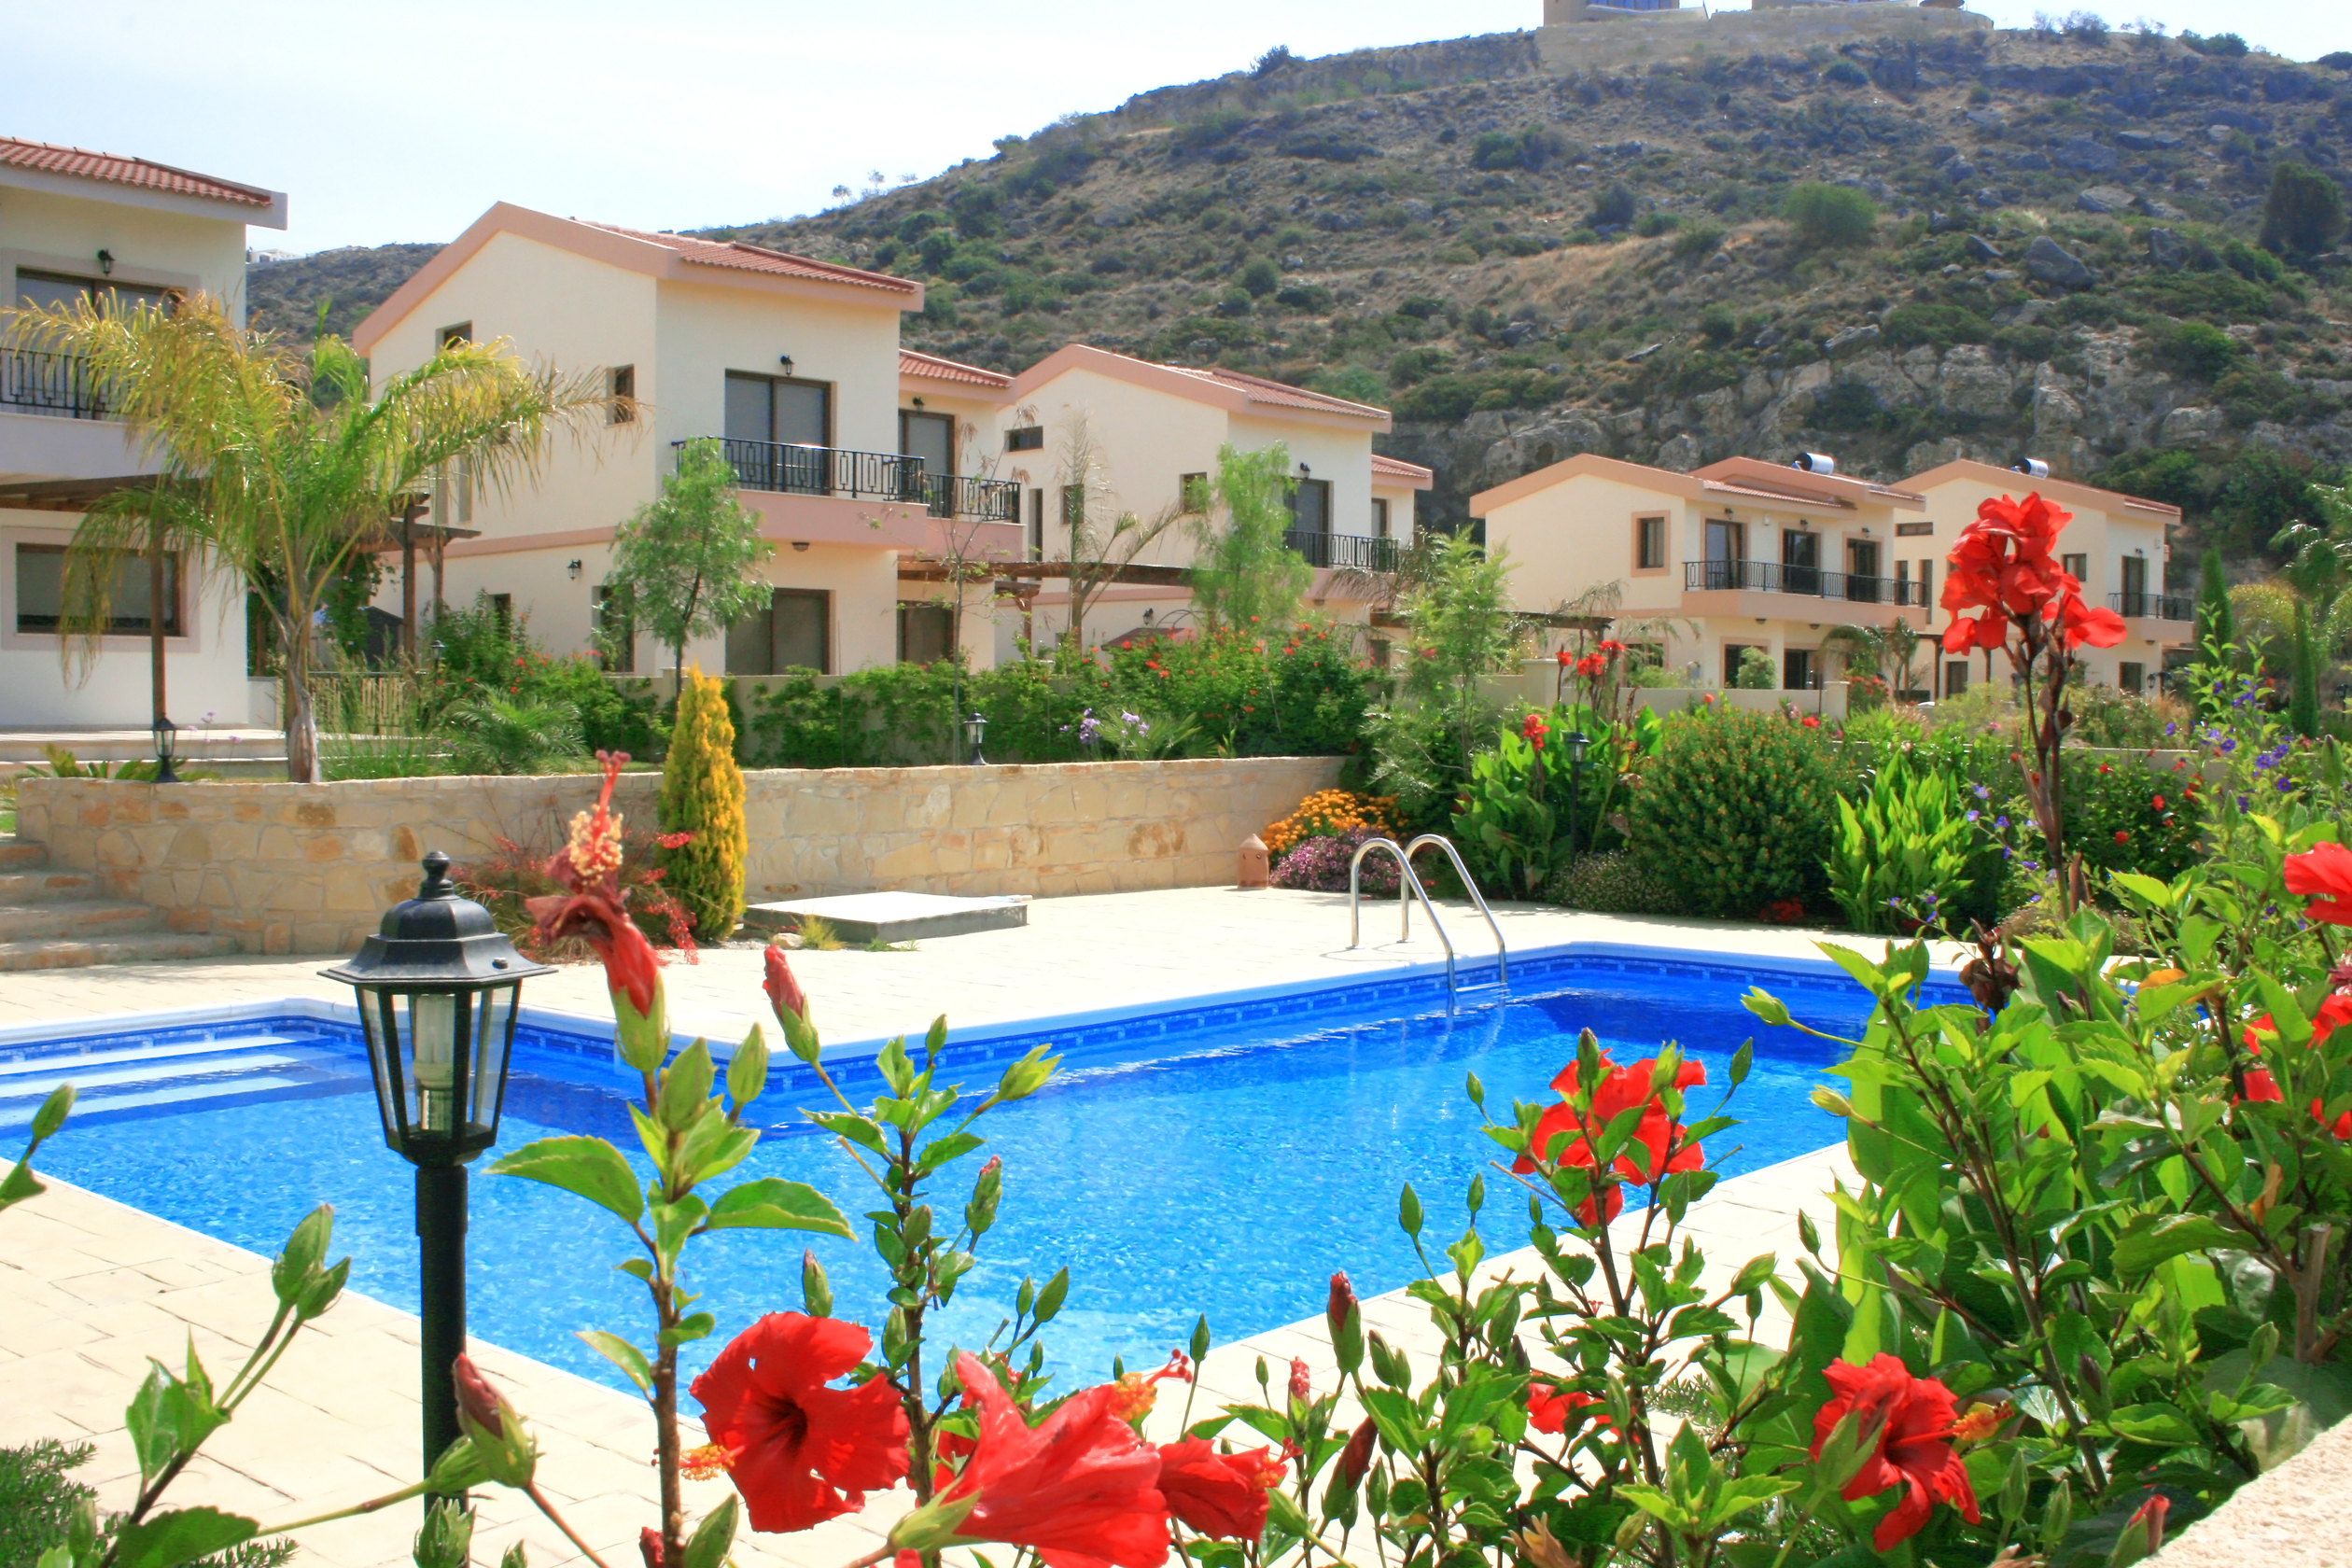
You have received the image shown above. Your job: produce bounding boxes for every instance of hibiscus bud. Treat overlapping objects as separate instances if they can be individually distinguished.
[1809,1086,1854,1118]
[450,1353,536,1489]
[1288,1357,1311,1403]
[1326,1272,1364,1376]
[1339,1417,1377,1488]
[763,941,807,1024]
[638,1527,666,1568]
[1325,1273,1355,1337]
[453,1353,503,1439]
[2115,1493,2167,1566]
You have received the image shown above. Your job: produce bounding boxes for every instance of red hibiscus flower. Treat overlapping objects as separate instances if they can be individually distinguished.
[1155,1437,1285,1540]
[764,942,807,1024]
[1527,1383,1612,1435]
[525,750,665,1016]
[2285,841,2352,926]
[2240,995,2352,1137]
[910,1351,1168,1568]
[689,1312,910,1534]
[1808,1354,1981,1551]
[2055,590,2127,651]
[1513,1054,1708,1225]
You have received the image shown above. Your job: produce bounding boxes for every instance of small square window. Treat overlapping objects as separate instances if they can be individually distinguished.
[1180,472,1210,511]
[2062,552,2088,581]
[1635,515,1666,570]
[1005,426,1044,453]
[609,365,635,425]
[438,322,471,350]
[1372,497,1392,539]
[2120,661,2146,694]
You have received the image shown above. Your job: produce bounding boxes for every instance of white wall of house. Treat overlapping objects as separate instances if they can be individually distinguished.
[653,280,903,461]
[1,185,254,322]
[0,524,250,727]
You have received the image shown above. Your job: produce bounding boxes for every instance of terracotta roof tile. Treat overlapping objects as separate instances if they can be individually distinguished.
[900,349,1011,388]
[1372,453,1434,482]
[0,136,273,209]
[584,223,917,296]
[1165,364,1387,419]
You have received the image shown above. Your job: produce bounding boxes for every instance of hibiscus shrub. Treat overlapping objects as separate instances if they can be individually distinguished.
[1629,707,1840,918]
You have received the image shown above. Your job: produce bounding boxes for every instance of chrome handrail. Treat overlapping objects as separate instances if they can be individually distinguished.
[1402,833,1509,984]
[1347,836,1457,1009]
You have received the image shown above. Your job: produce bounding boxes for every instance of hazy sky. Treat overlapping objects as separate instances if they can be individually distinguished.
[11,0,2345,255]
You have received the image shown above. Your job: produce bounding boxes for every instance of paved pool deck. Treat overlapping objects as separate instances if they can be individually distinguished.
[0,888,1914,1567]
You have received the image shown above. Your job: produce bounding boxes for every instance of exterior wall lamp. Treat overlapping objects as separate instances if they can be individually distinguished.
[778,355,795,376]
[322,853,552,1490]
[567,559,583,579]
[97,249,114,275]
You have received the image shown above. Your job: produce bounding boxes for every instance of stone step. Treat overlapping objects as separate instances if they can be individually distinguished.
[0,867,100,903]
[0,899,166,942]
[0,838,45,870]
[0,931,244,973]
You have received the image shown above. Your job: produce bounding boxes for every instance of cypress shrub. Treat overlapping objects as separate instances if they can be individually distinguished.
[1628,707,1839,919]
[2291,597,2321,738]
[660,667,748,941]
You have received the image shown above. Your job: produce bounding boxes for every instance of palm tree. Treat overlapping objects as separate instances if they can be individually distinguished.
[10,294,616,781]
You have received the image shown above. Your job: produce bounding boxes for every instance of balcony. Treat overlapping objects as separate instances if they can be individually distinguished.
[1683,559,1925,607]
[1284,530,1400,571]
[683,439,1017,522]
[1,349,107,421]
[2110,591,2195,622]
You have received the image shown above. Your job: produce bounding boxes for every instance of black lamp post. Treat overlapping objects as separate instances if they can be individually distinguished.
[150,716,180,784]
[965,711,988,765]
[321,852,550,1494]
[1565,731,1590,859]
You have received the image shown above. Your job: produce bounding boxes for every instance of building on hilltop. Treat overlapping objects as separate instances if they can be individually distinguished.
[2,135,288,731]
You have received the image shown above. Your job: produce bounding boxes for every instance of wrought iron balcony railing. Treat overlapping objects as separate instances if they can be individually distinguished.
[2109,591,2195,621]
[1284,529,1400,571]
[0,348,107,420]
[922,471,1021,524]
[1684,558,1925,607]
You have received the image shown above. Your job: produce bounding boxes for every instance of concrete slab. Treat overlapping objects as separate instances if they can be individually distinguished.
[740,890,1031,944]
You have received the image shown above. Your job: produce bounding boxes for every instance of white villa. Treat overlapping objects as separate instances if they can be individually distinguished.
[1,136,288,730]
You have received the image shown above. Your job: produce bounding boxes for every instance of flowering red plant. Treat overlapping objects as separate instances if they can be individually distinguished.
[689,1312,910,1533]
[1154,1437,1285,1540]
[1512,1051,1708,1225]
[1939,493,2125,911]
[2285,841,2352,926]
[1808,1354,1981,1550]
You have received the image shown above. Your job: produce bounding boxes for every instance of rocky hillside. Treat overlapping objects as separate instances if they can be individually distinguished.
[253,20,2352,565]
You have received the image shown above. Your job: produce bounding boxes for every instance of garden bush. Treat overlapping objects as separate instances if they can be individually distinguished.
[1267,823,1400,892]
[660,668,747,941]
[1629,708,1839,918]
[1261,788,1400,856]
[1543,847,1679,914]
[1827,750,1975,934]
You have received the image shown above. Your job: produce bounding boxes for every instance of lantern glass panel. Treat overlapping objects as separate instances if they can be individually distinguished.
[359,990,400,1148]
[401,991,465,1136]
[469,983,520,1132]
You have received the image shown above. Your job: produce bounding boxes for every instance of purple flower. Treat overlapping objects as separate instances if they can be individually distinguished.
[1270,826,1400,894]
[1966,810,1980,821]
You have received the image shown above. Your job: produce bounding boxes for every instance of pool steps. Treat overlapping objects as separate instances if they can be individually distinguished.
[0,838,243,972]
[0,1030,341,1130]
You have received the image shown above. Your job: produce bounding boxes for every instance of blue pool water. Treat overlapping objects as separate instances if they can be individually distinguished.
[2,951,1915,1396]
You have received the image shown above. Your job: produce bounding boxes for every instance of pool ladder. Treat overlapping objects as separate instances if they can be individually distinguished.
[1346,833,1509,1012]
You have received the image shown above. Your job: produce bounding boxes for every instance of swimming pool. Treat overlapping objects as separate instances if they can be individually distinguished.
[1,947,1929,1394]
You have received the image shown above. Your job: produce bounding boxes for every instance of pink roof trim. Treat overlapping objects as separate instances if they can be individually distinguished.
[581,222,918,297]
[0,135,274,209]
[1165,363,1387,420]
[900,348,1012,388]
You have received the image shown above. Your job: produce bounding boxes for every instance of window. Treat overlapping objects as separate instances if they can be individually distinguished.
[1784,648,1815,691]
[1722,643,1761,686]
[1059,484,1085,528]
[1288,478,1332,535]
[1918,561,1934,623]
[1943,660,1969,697]
[725,372,832,491]
[1895,520,1933,537]
[1005,426,1044,453]
[594,583,635,672]
[1373,497,1392,540]
[898,603,954,664]
[609,365,635,425]
[727,588,831,675]
[2121,554,2149,615]
[2120,661,2146,694]
[489,593,512,637]
[438,323,471,349]
[1782,527,1820,594]
[433,460,473,528]
[14,269,174,316]
[1896,559,1911,597]
[1634,514,1666,570]
[1027,488,1044,561]
[2062,552,2088,582]
[14,543,181,635]
[1180,472,1211,512]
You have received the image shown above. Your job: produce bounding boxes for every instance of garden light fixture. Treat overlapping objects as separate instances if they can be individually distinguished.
[322,851,551,1492]
[150,716,180,785]
[965,711,988,765]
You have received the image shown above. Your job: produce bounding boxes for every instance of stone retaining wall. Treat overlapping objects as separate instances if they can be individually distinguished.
[14,756,1344,956]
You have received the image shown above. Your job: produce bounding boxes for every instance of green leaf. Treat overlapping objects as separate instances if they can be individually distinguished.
[111,1508,259,1568]
[488,1137,645,1225]
[1359,1386,1425,1451]
[126,1365,183,1485]
[412,1498,475,1568]
[270,1206,333,1308]
[659,1311,717,1350]
[2114,1213,2241,1277]
[875,1035,916,1096]
[577,1330,655,1394]
[705,1177,851,1236]
[683,1495,738,1568]
[498,1544,527,1568]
